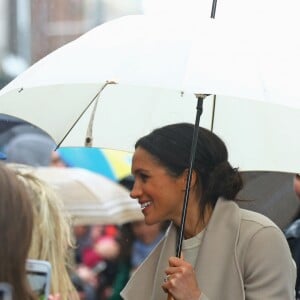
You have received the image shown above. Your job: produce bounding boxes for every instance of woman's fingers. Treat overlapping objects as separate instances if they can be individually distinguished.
[162,256,201,300]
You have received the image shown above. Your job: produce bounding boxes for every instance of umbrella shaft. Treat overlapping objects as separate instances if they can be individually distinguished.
[176,95,205,257]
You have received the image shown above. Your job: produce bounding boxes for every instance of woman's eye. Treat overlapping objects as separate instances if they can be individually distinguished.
[140,173,149,182]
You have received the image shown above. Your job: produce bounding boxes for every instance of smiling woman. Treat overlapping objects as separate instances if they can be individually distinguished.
[121,122,296,300]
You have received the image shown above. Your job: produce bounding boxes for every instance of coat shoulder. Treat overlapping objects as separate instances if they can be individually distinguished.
[240,208,279,229]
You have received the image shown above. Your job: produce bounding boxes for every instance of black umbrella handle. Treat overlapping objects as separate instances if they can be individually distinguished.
[175,94,208,257]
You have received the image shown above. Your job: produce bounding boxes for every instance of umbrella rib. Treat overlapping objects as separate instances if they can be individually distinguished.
[55,80,116,149]
[210,95,217,131]
[209,0,217,133]
[85,80,117,147]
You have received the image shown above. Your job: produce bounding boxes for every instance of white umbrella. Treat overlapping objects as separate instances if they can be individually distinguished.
[0,14,299,174]
[1,13,299,269]
[0,15,214,149]
[33,167,143,225]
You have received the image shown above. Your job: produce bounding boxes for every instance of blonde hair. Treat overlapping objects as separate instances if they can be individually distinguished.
[0,162,36,300]
[7,164,79,300]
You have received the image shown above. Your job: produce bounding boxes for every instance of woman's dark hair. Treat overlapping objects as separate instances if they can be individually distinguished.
[135,123,243,218]
[0,162,36,300]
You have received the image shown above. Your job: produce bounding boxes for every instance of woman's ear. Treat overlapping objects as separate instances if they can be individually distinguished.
[181,169,198,190]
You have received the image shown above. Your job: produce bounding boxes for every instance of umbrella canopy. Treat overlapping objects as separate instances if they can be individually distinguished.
[57,147,132,181]
[237,171,300,230]
[0,113,26,134]
[0,15,299,172]
[0,116,50,148]
[32,166,143,225]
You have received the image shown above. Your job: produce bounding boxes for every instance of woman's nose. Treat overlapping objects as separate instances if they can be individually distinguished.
[130,182,141,199]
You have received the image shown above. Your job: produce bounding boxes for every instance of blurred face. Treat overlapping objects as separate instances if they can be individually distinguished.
[294,174,300,199]
[50,151,66,167]
[73,225,89,237]
[131,220,162,244]
[90,225,104,241]
[130,147,185,225]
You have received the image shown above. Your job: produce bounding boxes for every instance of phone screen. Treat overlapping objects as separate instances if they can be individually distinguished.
[0,291,10,300]
[0,283,12,300]
[27,271,48,300]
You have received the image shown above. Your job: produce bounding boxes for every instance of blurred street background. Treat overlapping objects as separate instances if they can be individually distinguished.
[0,0,145,88]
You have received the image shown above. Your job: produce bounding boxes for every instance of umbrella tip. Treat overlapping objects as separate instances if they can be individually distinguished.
[106,80,117,85]
[84,137,93,147]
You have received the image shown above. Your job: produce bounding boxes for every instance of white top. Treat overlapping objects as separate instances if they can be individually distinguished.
[182,230,205,267]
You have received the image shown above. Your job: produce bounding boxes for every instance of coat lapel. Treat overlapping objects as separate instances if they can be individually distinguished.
[151,226,177,300]
[195,198,245,299]
[121,226,177,300]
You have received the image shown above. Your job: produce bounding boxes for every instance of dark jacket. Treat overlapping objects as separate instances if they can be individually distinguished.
[285,219,300,299]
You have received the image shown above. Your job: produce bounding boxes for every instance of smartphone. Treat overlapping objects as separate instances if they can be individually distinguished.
[26,259,51,300]
[0,283,12,300]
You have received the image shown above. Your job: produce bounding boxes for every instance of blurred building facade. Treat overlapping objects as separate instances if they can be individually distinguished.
[0,0,142,88]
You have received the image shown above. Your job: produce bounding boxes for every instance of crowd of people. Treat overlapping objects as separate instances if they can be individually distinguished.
[0,159,166,299]
[0,123,299,300]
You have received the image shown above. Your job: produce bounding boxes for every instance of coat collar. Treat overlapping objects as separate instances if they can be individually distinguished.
[121,198,245,300]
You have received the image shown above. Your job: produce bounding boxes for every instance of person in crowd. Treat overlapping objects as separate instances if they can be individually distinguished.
[73,225,92,265]
[0,162,37,300]
[121,123,296,300]
[107,177,166,300]
[130,220,164,272]
[7,163,79,300]
[79,225,120,300]
[107,223,135,300]
[108,220,166,300]
[295,174,300,197]
[81,225,119,269]
[285,173,300,299]
[50,150,68,168]
[4,132,56,166]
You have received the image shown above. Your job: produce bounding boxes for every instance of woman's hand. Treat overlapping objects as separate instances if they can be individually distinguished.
[76,264,98,287]
[162,256,201,300]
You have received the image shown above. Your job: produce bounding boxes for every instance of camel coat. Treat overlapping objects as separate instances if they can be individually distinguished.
[121,198,296,300]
